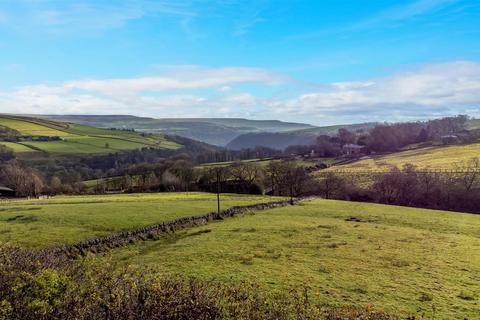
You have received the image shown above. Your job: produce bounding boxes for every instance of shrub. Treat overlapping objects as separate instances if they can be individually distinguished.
[0,245,399,320]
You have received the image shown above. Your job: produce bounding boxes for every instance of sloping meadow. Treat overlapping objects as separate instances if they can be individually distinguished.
[104,199,480,319]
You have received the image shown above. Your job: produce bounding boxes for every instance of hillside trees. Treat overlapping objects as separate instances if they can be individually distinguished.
[230,161,262,185]
[169,159,196,192]
[367,115,468,152]
[264,160,313,199]
[337,128,356,146]
[316,172,347,199]
[322,158,480,214]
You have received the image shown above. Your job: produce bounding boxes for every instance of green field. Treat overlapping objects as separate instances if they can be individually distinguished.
[335,143,480,171]
[0,141,38,153]
[197,158,322,169]
[0,192,283,248]
[0,116,72,136]
[0,115,180,156]
[107,199,480,319]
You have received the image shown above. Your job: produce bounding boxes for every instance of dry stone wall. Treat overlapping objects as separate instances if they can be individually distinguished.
[44,197,315,259]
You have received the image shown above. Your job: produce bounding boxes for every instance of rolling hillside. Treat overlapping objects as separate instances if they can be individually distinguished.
[106,199,480,319]
[332,142,480,171]
[226,122,377,150]
[0,115,180,156]
[39,115,316,146]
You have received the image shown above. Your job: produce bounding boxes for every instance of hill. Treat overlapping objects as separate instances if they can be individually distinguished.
[39,115,315,146]
[0,114,180,157]
[226,123,376,150]
[332,142,480,171]
[106,199,480,319]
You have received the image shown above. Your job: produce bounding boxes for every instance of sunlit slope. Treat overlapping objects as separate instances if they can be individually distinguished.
[0,115,180,155]
[109,199,480,319]
[0,116,73,136]
[335,143,480,170]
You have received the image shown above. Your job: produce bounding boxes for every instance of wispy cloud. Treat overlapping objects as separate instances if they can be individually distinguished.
[351,0,460,29]
[0,0,195,33]
[285,0,460,41]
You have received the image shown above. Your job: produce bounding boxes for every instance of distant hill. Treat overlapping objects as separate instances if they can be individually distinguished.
[39,115,315,146]
[0,114,180,157]
[226,123,377,150]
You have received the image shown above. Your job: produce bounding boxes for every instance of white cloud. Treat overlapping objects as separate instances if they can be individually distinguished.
[0,65,286,118]
[64,66,287,96]
[270,61,480,121]
[1,61,480,124]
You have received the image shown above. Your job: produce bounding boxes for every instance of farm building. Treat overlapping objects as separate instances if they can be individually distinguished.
[342,143,365,155]
[441,134,459,145]
[0,186,15,197]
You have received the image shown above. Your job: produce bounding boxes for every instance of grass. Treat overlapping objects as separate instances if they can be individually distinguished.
[0,141,38,153]
[197,158,321,169]
[0,115,181,156]
[335,143,480,170]
[0,116,73,136]
[82,175,148,190]
[0,192,283,248]
[106,199,480,319]
[21,140,111,154]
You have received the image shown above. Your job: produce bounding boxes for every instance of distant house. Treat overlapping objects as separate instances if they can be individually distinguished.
[0,186,15,197]
[342,143,365,155]
[441,134,459,145]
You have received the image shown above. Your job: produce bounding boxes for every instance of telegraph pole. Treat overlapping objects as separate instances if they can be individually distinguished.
[216,169,221,214]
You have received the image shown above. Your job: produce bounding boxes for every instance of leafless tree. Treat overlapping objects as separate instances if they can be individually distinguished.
[1,162,45,197]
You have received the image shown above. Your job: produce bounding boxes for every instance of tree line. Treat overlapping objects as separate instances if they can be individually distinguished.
[316,158,480,214]
[285,115,473,156]
[0,114,476,200]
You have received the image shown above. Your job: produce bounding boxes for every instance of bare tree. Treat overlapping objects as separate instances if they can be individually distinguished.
[1,162,45,197]
[454,157,480,193]
[316,172,346,199]
[230,161,261,185]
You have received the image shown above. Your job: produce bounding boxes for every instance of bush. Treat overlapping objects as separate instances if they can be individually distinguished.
[0,245,399,320]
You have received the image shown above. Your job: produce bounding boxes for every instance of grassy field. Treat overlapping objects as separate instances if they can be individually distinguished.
[197,158,324,169]
[0,141,38,153]
[0,115,180,156]
[107,199,480,319]
[0,116,73,136]
[335,143,480,171]
[0,192,283,248]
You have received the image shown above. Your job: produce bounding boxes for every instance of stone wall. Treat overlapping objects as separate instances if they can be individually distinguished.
[44,197,315,259]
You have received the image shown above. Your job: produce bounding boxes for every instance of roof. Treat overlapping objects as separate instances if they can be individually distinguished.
[343,144,364,149]
[0,186,14,192]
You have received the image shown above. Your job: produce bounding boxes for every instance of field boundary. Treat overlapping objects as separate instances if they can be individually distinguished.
[43,197,315,259]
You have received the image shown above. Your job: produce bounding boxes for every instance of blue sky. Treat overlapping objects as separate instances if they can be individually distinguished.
[0,0,479,125]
